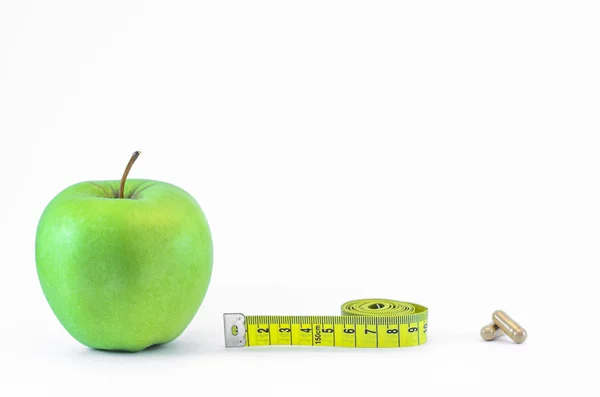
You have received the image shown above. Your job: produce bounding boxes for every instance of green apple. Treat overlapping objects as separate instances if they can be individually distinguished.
[35,152,213,352]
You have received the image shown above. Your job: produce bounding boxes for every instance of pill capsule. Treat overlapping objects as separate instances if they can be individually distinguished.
[492,310,527,344]
[480,322,503,341]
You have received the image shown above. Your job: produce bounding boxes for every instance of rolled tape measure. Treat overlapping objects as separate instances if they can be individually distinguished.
[223,298,428,348]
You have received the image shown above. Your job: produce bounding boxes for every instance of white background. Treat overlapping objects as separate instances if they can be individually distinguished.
[1,1,599,395]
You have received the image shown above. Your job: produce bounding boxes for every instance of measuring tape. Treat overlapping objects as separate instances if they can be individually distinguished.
[223,299,428,348]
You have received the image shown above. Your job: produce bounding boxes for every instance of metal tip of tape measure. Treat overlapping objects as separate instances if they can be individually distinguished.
[224,313,246,348]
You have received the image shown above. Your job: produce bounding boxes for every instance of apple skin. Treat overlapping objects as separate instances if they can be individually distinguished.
[35,179,213,352]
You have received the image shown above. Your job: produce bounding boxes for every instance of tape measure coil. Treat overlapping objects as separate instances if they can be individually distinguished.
[224,298,428,349]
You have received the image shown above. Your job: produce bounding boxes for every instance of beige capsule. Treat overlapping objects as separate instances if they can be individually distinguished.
[480,322,503,341]
[492,310,527,344]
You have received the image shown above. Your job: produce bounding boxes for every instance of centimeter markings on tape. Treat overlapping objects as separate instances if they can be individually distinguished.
[223,299,428,348]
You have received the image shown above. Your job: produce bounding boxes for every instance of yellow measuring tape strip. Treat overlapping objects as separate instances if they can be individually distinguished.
[223,299,428,348]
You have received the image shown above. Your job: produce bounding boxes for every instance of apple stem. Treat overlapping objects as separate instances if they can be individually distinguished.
[119,151,141,199]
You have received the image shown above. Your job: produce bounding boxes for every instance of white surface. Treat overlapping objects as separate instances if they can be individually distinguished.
[1,1,599,395]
